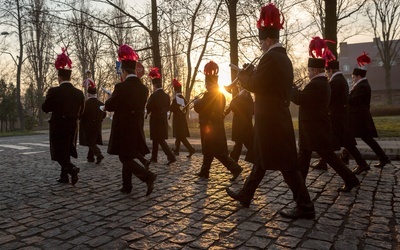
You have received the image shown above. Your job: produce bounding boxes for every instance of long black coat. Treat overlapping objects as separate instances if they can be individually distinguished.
[240,47,298,171]
[348,79,378,138]
[226,90,254,143]
[170,93,190,138]
[79,97,106,146]
[42,82,85,162]
[105,76,150,157]
[193,88,228,156]
[328,73,356,148]
[291,75,334,151]
[146,89,170,140]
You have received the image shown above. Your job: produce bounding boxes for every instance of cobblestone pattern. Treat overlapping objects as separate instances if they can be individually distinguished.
[0,144,399,249]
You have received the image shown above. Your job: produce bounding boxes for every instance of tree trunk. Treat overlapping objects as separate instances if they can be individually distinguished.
[324,0,337,57]
[151,0,162,79]
[227,0,239,97]
[16,0,24,130]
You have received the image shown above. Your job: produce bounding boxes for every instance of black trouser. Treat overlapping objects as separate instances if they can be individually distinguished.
[57,160,76,179]
[174,137,194,153]
[86,144,103,160]
[119,154,152,191]
[240,164,314,211]
[319,143,367,167]
[151,139,175,161]
[230,138,252,162]
[361,136,388,161]
[200,154,241,173]
[299,148,358,184]
[136,153,149,165]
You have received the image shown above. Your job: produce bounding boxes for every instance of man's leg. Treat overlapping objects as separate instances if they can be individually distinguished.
[226,164,265,207]
[86,148,95,162]
[159,139,176,164]
[174,139,181,155]
[56,161,70,183]
[230,141,243,162]
[361,136,391,167]
[151,140,159,162]
[217,154,243,181]
[119,154,157,196]
[317,150,360,192]
[180,137,196,157]
[343,142,370,174]
[197,154,213,179]
[280,170,315,219]
[88,144,104,164]
[298,148,313,181]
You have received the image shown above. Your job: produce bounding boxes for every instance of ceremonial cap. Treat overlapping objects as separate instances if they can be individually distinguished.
[172,78,182,92]
[204,61,219,85]
[257,3,284,40]
[55,48,72,79]
[352,52,370,78]
[118,44,139,71]
[148,67,162,85]
[308,36,336,69]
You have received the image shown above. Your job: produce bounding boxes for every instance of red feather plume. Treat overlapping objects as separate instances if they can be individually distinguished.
[204,61,219,76]
[55,48,72,70]
[357,52,371,67]
[172,78,182,88]
[118,44,139,62]
[257,3,284,30]
[148,67,161,79]
[309,36,336,60]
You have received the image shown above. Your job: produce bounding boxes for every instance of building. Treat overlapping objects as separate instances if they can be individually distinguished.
[338,38,400,105]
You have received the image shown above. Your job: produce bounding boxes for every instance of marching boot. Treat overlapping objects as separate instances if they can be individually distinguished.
[310,158,328,170]
[187,148,196,158]
[374,157,391,168]
[196,165,210,179]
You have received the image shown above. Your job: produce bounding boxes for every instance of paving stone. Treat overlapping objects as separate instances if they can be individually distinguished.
[1,135,400,248]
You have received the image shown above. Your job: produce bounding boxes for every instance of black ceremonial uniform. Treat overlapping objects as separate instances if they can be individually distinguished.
[42,82,84,179]
[146,88,176,162]
[291,74,359,186]
[225,90,254,162]
[79,96,106,162]
[170,93,195,156]
[105,75,154,193]
[194,88,242,179]
[348,78,389,163]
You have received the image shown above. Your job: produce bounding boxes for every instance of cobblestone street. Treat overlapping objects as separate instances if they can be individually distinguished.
[0,134,399,249]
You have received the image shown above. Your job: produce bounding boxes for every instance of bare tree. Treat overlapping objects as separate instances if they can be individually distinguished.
[0,0,28,130]
[301,0,368,55]
[367,0,400,105]
[25,0,54,126]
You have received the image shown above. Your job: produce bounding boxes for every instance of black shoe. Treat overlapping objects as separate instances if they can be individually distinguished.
[57,177,69,183]
[150,158,157,163]
[87,158,95,163]
[226,187,250,208]
[310,161,328,170]
[96,155,104,165]
[146,173,157,196]
[187,148,196,158]
[352,164,370,174]
[279,207,315,220]
[166,158,177,165]
[70,167,80,185]
[337,179,360,192]
[373,158,391,168]
[120,187,132,194]
[144,160,151,170]
[230,167,243,181]
[340,155,350,165]
[196,171,209,179]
